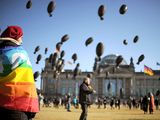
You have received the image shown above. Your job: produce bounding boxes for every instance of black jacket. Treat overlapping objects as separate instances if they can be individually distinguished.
[79,82,93,105]
[0,40,18,48]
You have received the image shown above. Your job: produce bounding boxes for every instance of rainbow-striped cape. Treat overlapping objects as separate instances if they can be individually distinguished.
[0,45,39,112]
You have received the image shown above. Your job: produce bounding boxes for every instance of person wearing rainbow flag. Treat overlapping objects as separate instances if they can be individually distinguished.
[0,26,39,120]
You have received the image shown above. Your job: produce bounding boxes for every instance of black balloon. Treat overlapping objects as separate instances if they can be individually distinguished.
[26,0,32,9]
[36,54,42,64]
[133,35,139,43]
[119,4,127,15]
[51,52,58,68]
[49,54,53,63]
[45,48,48,54]
[56,58,64,73]
[73,63,80,79]
[76,63,80,67]
[123,39,128,45]
[98,5,105,20]
[72,53,77,63]
[58,61,65,73]
[34,46,40,54]
[116,55,123,67]
[47,1,56,17]
[85,37,93,46]
[96,42,104,61]
[60,50,65,59]
[56,42,62,52]
[34,71,40,80]
[107,82,111,91]
[61,34,69,43]
[137,54,145,65]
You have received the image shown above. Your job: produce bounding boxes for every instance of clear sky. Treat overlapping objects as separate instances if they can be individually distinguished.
[1,0,160,89]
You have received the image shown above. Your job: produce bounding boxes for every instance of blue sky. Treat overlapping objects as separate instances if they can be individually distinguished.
[1,0,160,88]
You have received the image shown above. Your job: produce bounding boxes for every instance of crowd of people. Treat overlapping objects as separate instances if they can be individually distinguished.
[38,91,160,114]
[38,92,160,114]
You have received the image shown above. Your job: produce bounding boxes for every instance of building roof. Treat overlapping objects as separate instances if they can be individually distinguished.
[99,54,128,66]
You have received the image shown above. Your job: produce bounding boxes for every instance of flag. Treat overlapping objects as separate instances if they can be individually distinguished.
[0,46,39,112]
[144,65,154,76]
[156,62,160,66]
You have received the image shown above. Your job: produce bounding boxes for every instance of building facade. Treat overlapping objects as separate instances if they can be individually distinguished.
[41,54,160,98]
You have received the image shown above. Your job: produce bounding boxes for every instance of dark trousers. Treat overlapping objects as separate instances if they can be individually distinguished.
[79,104,88,120]
[0,107,34,120]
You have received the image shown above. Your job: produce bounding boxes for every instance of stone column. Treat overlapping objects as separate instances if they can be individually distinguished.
[130,77,133,96]
[122,78,125,98]
[116,78,118,97]
[98,78,103,97]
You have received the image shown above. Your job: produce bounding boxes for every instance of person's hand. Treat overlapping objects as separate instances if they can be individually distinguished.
[93,90,96,93]
[88,85,93,90]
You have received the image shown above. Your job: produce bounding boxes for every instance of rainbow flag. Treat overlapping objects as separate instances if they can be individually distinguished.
[0,46,39,112]
[144,65,154,76]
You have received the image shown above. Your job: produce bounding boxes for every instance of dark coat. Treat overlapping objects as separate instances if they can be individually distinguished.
[79,82,93,105]
[0,40,18,48]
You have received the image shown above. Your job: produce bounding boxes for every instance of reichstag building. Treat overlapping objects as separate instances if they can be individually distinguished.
[41,54,160,99]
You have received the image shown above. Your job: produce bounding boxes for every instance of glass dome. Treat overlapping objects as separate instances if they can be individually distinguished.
[99,54,128,66]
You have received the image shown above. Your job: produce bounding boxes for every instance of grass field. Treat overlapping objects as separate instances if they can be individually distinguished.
[34,105,160,120]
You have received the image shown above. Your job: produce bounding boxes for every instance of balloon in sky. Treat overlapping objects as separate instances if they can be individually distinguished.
[56,42,62,52]
[72,53,77,63]
[45,48,48,54]
[49,54,53,63]
[51,52,58,69]
[73,63,80,79]
[61,34,69,43]
[98,5,105,20]
[34,71,40,81]
[115,55,123,67]
[36,54,42,64]
[26,0,32,9]
[57,59,65,72]
[137,54,145,65]
[60,50,65,59]
[85,37,93,46]
[119,4,128,15]
[133,35,139,43]
[47,1,56,17]
[123,39,128,45]
[96,42,104,61]
[34,46,40,54]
